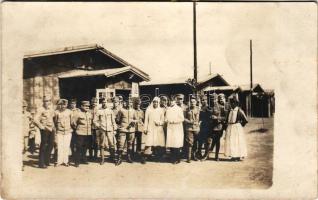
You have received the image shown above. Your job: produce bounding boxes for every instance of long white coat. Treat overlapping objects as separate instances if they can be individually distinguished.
[144,106,165,147]
[165,105,184,148]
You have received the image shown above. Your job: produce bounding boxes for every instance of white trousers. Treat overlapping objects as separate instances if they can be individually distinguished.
[56,133,72,165]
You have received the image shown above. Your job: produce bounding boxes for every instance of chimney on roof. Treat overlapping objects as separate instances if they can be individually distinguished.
[209,62,212,75]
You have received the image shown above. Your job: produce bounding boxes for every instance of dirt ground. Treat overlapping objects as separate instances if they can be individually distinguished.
[21,117,273,195]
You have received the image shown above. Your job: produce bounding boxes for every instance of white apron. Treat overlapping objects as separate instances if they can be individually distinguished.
[144,107,165,147]
[165,105,184,148]
[224,107,247,158]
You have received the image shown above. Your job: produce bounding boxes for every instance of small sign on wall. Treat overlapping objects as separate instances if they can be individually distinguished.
[131,82,139,97]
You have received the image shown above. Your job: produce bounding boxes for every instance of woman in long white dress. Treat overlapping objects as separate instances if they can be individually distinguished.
[165,99,185,164]
[143,97,165,163]
[224,95,248,161]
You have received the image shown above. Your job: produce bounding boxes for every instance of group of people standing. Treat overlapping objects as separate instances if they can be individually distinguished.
[22,92,248,170]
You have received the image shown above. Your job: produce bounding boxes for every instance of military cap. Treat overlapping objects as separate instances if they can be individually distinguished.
[175,94,184,99]
[57,99,68,105]
[112,96,119,102]
[218,93,225,98]
[118,96,123,101]
[81,101,90,106]
[160,96,168,101]
[229,94,239,103]
[134,98,141,104]
[201,95,208,101]
[30,108,36,114]
[23,100,28,107]
[70,98,77,103]
[211,93,218,99]
[43,95,51,102]
[91,97,98,103]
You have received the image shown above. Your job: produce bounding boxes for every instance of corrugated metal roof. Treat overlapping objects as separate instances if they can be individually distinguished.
[58,66,150,81]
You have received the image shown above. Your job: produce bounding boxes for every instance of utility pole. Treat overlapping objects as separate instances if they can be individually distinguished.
[249,39,253,117]
[193,1,197,82]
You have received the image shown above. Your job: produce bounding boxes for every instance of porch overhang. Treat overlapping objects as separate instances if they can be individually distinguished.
[57,66,150,82]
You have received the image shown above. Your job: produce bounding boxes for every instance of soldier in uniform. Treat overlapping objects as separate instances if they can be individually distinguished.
[71,101,93,167]
[93,98,117,165]
[184,97,201,163]
[53,99,72,167]
[133,98,145,161]
[201,93,218,160]
[198,95,212,160]
[28,107,37,155]
[34,95,55,169]
[208,94,228,161]
[69,98,80,161]
[116,99,138,165]
[118,95,124,110]
[22,100,31,171]
[89,97,99,161]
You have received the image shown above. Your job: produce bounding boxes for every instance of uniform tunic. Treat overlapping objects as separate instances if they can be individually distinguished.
[166,105,185,148]
[72,110,93,164]
[94,108,117,148]
[116,108,137,151]
[35,106,55,167]
[199,106,212,142]
[144,106,165,147]
[184,107,200,146]
[23,111,32,151]
[135,109,145,151]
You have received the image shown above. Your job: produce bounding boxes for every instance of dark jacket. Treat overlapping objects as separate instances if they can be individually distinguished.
[226,106,248,128]
[199,105,212,132]
[211,103,228,131]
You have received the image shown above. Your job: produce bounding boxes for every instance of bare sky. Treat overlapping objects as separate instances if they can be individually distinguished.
[2,2,317,89]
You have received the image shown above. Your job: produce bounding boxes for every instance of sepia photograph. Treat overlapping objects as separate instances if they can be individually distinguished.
[1,1,317,199]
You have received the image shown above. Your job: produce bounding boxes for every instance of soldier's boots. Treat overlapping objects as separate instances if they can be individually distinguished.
[94,149,98,160]
[187,147,192,163]
[192,150,199,161]
[141,153,147,164]
[100,148,105,165]
[127,149,133,163]
[201,143,211,161]
[109,148,115,163]
[173,149,181,164]
[115,150,123,166]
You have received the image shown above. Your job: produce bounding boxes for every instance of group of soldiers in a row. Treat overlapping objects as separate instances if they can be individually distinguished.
[23,92,246,169]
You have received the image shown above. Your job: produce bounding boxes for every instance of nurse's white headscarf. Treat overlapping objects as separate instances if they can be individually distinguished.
[147,96,160,111]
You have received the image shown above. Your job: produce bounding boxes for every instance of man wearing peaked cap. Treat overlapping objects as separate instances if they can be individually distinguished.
[81,101,90,106]
[175,94,188,159]
[71,100,93,167]
[69,98,80,160]
[33,95,55,168]
[93,98,117,165]
[57,99,68,105]
[112,96,119,103]
[117,95,124,109]
[90,97,99,161]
